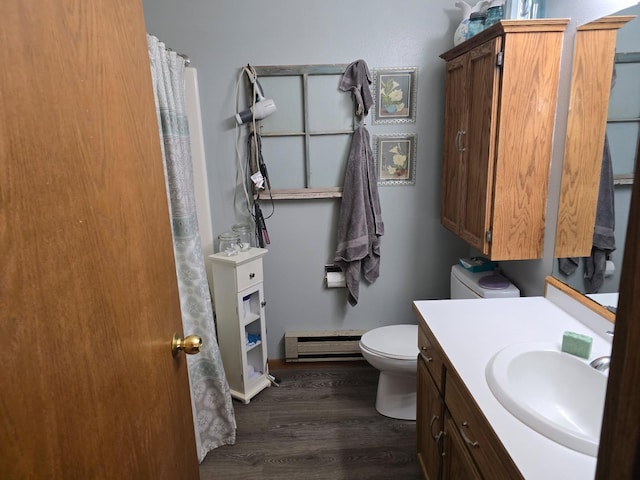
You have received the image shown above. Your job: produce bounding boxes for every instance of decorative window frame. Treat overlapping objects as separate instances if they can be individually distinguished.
[250,64,354,199]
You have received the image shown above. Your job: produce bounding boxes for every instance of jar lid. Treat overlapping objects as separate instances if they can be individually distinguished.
[470,11,486,19]
[232,223,251,232]
[218,231,240,240]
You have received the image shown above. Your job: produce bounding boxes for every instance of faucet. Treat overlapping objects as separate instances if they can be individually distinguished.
[590,330,614,371]
[590,356,611,372]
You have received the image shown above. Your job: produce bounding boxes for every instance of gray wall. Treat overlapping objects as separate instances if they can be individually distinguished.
[142,0,637,358]
[142,0,470,358]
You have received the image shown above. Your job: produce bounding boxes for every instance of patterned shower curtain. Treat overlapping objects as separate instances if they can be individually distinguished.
[147,34,236,461]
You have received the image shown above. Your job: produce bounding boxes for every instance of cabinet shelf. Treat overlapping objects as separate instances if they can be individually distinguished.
[243,312,260,326]
[246,340,262,352]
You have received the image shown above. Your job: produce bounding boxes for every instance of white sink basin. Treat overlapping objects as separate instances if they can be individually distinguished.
[486,342,608,456]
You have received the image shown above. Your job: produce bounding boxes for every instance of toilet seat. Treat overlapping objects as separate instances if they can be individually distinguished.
[360,324,418,361]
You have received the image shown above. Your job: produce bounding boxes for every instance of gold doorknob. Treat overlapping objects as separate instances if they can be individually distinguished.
[172,333,203,357]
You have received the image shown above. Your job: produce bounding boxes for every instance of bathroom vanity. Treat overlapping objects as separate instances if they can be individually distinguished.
[414,278,613,479]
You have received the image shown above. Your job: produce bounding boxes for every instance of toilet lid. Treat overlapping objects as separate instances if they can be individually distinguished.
[360,324,419,360]
[478,273,511,290]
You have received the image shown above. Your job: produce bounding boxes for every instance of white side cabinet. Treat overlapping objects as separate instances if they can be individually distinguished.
[210,248,270,403]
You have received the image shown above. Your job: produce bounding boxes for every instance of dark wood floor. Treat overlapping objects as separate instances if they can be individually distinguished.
[200,362,422,480]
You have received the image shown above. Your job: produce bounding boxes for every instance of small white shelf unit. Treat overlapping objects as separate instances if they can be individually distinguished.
[210,248,270,403]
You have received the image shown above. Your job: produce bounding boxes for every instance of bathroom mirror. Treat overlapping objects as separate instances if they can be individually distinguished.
[552,5,639,314]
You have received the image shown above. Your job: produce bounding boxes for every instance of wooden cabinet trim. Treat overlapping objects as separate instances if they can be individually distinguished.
[440,19,569,62]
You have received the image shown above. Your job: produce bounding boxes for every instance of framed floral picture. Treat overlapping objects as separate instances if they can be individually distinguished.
[373,134,417,186]
[372,67,417,124]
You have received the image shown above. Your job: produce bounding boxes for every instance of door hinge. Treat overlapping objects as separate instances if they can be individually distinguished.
[496,52,504,67]
[486,230,493,243]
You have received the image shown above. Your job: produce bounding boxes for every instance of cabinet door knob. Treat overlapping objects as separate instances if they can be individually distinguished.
[261,301,267,307]
[249,273,255,279]
[430,415,443,441]
[419,351,433,363]
[460,421,479,449]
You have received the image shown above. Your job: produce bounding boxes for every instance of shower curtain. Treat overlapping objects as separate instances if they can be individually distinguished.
[147,34,236,461]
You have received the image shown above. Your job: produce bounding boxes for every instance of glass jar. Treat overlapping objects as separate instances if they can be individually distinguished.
[506,0,545,19]
[217,231,242,256]
[466,12,486,39]
[232,223,253,251]
[485,1,504,28]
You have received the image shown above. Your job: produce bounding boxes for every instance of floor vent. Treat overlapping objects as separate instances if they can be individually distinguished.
[285,329,366,362]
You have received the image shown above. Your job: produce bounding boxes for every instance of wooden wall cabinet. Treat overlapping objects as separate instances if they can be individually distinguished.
[440,20,567,260]
[210,248,270,403]
[417,321,523,479]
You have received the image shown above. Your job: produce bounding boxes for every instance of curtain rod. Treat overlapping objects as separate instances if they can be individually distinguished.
[176,52,191,66]
[171,50,190,66]
[148,34,191,66]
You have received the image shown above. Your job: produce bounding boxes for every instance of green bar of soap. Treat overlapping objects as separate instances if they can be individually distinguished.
[561,331,593,359]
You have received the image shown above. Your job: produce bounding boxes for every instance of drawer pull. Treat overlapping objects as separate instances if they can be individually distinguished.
[249,273,255,279]
[460,421,479,449]
[261,301,266,307]
[419,351,433,363]
[430,415,442,441]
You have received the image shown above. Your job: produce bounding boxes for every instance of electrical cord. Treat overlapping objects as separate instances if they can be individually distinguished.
[234,64,275,246]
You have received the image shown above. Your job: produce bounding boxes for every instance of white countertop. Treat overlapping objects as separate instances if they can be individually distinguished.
[413,296,613,480]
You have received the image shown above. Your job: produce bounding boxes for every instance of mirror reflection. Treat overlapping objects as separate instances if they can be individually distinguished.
[553,5,639,312]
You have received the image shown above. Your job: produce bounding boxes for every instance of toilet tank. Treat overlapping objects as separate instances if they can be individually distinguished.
[450,264,520,299]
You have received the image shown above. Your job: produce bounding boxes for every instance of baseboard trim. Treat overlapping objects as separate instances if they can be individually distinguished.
[268,358,369,370]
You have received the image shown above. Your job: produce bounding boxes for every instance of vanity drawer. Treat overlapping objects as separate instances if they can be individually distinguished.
[445,371,523,479]
[418,322,445,393]
[235,259,263,291]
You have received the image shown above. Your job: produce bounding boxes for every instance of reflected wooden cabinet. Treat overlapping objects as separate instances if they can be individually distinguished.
[554,16,635,258]
[417,320,522,479]
[440,20,567,260]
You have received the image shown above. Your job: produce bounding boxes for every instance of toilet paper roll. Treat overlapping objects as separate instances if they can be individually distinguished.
[604,260,615,278]
[326,271,346,288]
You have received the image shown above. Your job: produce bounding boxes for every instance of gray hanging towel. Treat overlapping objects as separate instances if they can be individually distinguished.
[334,125,384,306]
[585,134,616,293]
[339,59,373,117]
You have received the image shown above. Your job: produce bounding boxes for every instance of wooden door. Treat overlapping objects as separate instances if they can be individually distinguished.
[0,1,200,479]
[417,357,443,480]
[440,55,467,234]
[442,413,482,480]
[459,38,502,256]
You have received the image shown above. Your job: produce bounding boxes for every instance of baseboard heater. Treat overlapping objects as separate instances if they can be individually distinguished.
[285,329,367,362]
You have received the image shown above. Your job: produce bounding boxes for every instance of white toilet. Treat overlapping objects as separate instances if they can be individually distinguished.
[450,264,520,299]
[360,324,418,420]
[359,264,520,420]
